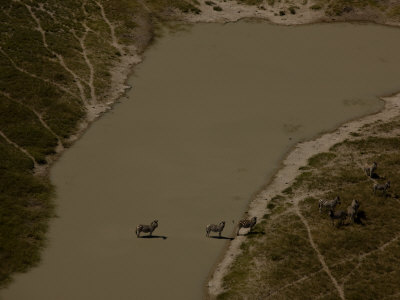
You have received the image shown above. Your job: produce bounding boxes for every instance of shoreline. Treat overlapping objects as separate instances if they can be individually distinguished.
[34,44,144,177]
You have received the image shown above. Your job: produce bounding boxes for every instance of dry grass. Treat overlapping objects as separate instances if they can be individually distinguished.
[219,116,400,299]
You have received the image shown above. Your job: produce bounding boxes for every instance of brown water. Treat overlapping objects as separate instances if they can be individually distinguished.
[3,22,400,300]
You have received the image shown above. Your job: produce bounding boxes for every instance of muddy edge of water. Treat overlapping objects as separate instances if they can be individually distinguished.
[4,21,400,300]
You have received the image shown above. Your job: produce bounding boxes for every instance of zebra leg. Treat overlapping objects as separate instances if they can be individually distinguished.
[219,231,221,237]
[248,225,254,234]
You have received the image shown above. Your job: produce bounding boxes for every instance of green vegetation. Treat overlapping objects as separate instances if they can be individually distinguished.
[231,0,400,22]
[238,0,264,5]
[307,0,398,18]
[308,152,337,168]
[0,0,202,288]
[219,214,336,299]
[388,5,400,19]
[323,0,383,16]
[310,3,322,9]
[219,115,400,298]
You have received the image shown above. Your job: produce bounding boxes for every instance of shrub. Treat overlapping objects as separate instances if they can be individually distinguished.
[310,4,322,10]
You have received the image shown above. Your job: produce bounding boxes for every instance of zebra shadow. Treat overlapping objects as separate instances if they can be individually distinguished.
[354,210,367,226]
[371,173,383,180]
[209,236,234,240]
[140,235,167,240]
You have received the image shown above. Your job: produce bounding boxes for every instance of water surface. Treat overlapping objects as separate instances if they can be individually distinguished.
[4,21,400,300]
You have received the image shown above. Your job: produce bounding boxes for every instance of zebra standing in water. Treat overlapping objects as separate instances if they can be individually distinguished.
[206,221,225,237]
[319,196,341,213]
[237,217,257,236]
[135,220,158,237]
[365,162,377,178]
[373,181,390,195]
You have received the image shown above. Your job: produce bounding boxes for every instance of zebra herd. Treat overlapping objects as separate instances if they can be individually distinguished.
[319,198,360,226]
[135,217,258,238]
[136,162,392,236]
[320,162,391,227]
[365,162,391,194]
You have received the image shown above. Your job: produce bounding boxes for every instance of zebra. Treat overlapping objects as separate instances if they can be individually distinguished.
[329,209,347,227]
[206,221,225,237]
[351,199,359,211]
[319,196,341,213]
[347,200,359,224]
[364,162,377,178]
[135,220,158,237]
[373,181,390,195]
[237,217,257,236]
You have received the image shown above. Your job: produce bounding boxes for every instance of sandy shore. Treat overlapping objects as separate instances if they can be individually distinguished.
[36,43,143,176]
[181,0,325,24]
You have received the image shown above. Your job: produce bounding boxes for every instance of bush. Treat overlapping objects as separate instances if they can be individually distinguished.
[289,6,298,14]
[310,4,322,10]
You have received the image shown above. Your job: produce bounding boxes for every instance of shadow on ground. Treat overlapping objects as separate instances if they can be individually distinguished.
[209,236,234,240]
[140,235,168,240]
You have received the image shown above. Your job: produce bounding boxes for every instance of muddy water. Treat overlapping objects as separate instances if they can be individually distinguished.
[4,22,400,300]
